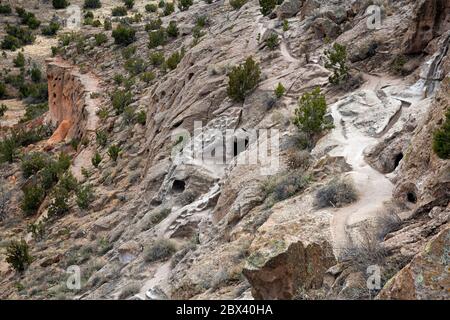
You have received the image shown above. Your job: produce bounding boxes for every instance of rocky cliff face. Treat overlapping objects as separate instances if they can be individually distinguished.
[0,0,448,300]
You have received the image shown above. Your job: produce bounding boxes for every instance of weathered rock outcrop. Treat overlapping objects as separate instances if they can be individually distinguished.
[378,224,450,299]
[46,58,100,142]
[402,0,450,54]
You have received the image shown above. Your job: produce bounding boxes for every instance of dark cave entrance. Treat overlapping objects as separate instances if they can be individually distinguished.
[394,153,403,169]
[172,180,186,193]
[407,191,417,203]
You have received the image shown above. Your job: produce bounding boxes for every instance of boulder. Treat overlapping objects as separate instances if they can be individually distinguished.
[276,0,303,19]
[377,224,450,299]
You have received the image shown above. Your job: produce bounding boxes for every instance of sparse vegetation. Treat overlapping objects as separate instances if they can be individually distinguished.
[227,56,261,102]
[21,184,45,216]
[259,0,277,16]
[262,170,310,205]
[315,178,358,208]
[166,21,179,37]
[144,239,176,262]
[21,152,48,178]
[84,0,102,9]
[265,33,279,50]
[13,52,25,68]
[107,145,121,162]
[274,82,285,98]
[112,6,128,16]
[145,4,157,12]
[293,87,329,142]
[432,109,450,159]
[94,33,108,46]
[179,0,193,11]
[111,90,132,114]
[324,43,349,85]
[41,21,60,36]
[163,2,175,16]
[230,0,247,10]
[47,186,70,217]
[92,151,102,168]
[52,0,70,9]
[166,49,184,70]
[0,4,12,14]
[76,184,94,210]
[0,104,7,117]
[6,239,33,272]
[112,24,136,46]
[148,28,166,48]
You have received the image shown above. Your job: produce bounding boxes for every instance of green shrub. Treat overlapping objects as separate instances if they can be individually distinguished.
[293,87,328,140]
[145,4,157,12]
[136,110,146,125]
[195,15,209,28]
[140,71,155,83]
[324,43,349,85]
[163,2,175,16]
[158,0,165,8]
[18,10,41,29]
[148,28,166,48]
[21,184,45,216]
[315,178,358,208]
[121,45,136,59]
[227,56,261,102]
[92,151,102,168]
[433,109,450,159]
[41,21,60,36]
[59,172,79,193]
[230,0,247,10]
[150,51,165,66]
[21,103,48,122]
[48,186,70,217]
[179,0,193,11]
[96,130,107,147]
[123,106,135,125]
[112,24,136,46]
[124,0,134,9]
[262,170,310,205]
[111,90,132,114]
[30,66,42,82]
[265,33,279,50]
[144,239,176,262]
[0,136,17,163]
[0,4,12,14]
[166,49,184,70]
[84,0,101,9]
[21,152,47,178]
[27,221,45,240]
[274,82,285,98]
[124,57,146,75]
[13,52,25,67]
[283,19,289,31]
[2,25,35,50]
[112,6,128,16]
[52,0,70,9]
[0,104,7,117]
[107,144,121,161]
[259,0,276,16]
[104,19,112,30]
[0,82,6,98]
[6,239,33,272]
[76,184,94,209]
[96,106,109,119]
[94,33,108,45]
[166,21,178,37]
[1,35,21,50]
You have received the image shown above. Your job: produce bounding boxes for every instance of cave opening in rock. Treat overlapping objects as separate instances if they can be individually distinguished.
[394,153,403,169]
[172,180,186,193]
[407,192,417,203]
[233,137,249,157]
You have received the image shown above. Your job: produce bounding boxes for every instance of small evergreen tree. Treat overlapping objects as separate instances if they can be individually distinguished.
[6,239,32,272]
[324,43,349,85]
[293,87,328,138]
[259,0,277,16]
[112,24,136,46]
[433,109,450,159]
[52,0,70,9]
[274,82,285,98]
[227,57,261,102]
